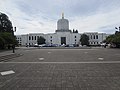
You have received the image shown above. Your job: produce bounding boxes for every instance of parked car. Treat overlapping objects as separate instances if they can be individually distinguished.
[34,44,39,47]
[38,44,46,47]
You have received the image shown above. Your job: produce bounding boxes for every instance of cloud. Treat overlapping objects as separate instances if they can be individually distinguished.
[70,7,120,33]
[0,0,120,35]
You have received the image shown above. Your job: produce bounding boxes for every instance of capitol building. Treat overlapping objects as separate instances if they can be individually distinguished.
[16,14,109,46]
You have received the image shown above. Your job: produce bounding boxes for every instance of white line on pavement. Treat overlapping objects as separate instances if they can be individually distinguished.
[1,61,120,64]
[38,58,44,60]
[48,52,51,54]
[0,70,15,76]
[98,58,104,60]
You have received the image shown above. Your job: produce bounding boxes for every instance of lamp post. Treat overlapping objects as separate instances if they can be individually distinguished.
[12,27,16,53]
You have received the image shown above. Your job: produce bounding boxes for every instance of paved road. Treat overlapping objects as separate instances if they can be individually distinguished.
[0,47,120,90]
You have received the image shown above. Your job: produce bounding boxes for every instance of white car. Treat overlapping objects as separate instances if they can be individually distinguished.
[38,44,46,47]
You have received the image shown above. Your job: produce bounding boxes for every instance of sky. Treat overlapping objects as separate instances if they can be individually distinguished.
[0,0,120,35]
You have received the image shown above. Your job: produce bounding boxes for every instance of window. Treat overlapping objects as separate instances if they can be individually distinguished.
[50,36,52,38]
[75,36,76,38]
[37,36,39,40]
[50,40,52,42]
[35,36,36,40]
[29,36,31,40]
[32,36,33,40]
[96,35,98,39]
[75,39,76,41]
[91,35,92,39]
[94,35,95,39]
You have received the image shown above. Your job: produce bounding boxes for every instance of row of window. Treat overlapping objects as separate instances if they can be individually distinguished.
[17,40,21,44]
[28,36,78,41]
[17,37,21,40]
[90,42,99,45]
[17,38,22,44]
[29,36,53,40]
[89,35,98,39]
[29,36,43,40]
[50,40,77,44]
[17,39,21,41]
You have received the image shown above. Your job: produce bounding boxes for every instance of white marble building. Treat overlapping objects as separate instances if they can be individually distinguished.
[16,14,109,46]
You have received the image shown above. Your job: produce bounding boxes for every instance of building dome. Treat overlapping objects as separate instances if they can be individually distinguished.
[57,13,69,30]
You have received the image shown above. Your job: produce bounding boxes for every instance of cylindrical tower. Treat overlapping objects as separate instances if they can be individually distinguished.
[57,13,69,30]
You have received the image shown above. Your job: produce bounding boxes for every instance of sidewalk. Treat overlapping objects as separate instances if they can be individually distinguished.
[0,50,15,57]
[0,49,23,62]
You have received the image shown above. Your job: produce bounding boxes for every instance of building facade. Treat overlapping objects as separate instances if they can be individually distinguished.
[16,14,109,46]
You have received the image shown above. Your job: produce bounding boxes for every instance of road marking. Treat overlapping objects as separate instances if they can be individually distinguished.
[25,50,30,51]
[98,58,104,60]
[38,58,44,60]
[84,52,88,54]
[1,61,120,64]
[19,54,23,56]
[0,70,15,76]
[48,52,51,54]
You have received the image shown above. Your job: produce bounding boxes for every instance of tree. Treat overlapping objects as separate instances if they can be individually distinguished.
[0,32,18,49]
[75,30,78,33]
[37,36,46,45]
[105,31,120,48]
[0,36,5,49]
[0,12,17,49]
[80,34,89,46]
[0,12,13,34]
[73,29,78,33]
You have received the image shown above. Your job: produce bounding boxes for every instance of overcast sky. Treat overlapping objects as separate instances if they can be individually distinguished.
[0,0,120,35]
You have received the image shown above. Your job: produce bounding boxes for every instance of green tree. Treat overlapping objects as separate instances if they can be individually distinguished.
[0,36,5,49]
[105,31,120,48]
[0,12,17,49]
[0,12,13,34]
[75,30,78,33]
[0,32,18,49]
[37,36,46,45]
[80,34,89,46]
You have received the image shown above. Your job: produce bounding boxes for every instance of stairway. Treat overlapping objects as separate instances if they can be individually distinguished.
[0,53,23,62]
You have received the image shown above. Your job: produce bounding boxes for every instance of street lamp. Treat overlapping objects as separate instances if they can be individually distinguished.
[12,27,16,53]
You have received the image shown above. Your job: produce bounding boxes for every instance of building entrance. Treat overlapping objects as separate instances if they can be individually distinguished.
[61,37,66,45]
